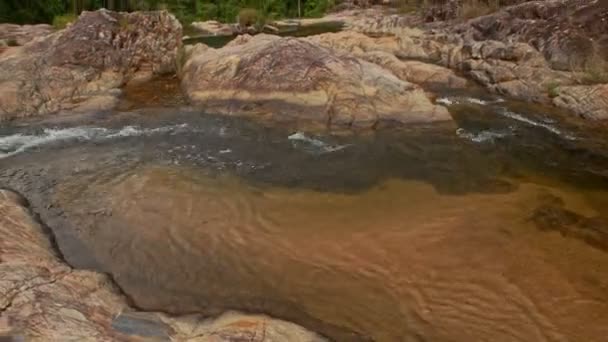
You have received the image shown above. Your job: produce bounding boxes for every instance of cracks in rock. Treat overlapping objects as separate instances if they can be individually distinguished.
[0,270,70,314]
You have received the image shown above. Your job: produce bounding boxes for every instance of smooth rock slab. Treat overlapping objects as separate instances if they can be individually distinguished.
[181,34,451,129]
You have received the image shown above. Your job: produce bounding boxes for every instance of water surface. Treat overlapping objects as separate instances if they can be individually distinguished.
[1,95,608,341]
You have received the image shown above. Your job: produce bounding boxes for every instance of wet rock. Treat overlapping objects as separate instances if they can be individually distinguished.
[0,24,54,46]
[0,189,326,341]
[181,34,450,129]
[0,10,182,121]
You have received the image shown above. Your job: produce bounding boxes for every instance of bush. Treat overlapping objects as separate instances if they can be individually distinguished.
[52,14,77,30]
[546,82,561,98]
[197,3,219,21]
[238,8,261,27]
[304,0,335,18]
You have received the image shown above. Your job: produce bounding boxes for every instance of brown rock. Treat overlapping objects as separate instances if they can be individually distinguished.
[553,84,608,120]
[0,23,54,46]
[450,0,608,71]
[0,9,182,121]
[0,189,325,342]
[190,20,236,36]
[181,34,451,129]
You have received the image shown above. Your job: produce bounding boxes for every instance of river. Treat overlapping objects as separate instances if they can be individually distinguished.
[1,80,607,341]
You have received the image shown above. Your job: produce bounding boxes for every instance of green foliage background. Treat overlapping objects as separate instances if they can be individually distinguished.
[0,0,337,25]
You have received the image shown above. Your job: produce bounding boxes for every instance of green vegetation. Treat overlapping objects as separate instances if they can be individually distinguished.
[238,8,261,27]
[0,0,337,26]
[52,13,77,29]
[546,82,561,98]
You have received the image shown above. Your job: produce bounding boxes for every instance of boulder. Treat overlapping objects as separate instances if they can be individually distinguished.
[553,84,608,120]
[0,9,182,121]
[181,34,450,128]
[0,189,325,342]
[0,23,54,45]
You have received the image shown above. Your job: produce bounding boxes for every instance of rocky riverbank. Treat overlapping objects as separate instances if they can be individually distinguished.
[0,189,325,341]
[2,1,607,125]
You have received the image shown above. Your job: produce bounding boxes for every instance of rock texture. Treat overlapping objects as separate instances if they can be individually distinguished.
[181,34,450,128]
[333,1,608,119]
[0,23,54,46]
[553,84,608,119]
[449,0,608,71]
[307,31,468,88]
[191,20,236,36]
[0,9,182,121]
[0,189,325,342]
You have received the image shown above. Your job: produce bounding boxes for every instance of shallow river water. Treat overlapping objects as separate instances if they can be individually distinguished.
[1,92,608,341]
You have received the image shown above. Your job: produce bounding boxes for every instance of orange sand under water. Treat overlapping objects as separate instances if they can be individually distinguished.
[56,166,608,341]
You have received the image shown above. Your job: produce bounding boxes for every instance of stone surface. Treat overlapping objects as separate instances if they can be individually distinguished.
[181,34,450,128]
[330,1,608,118]
[307,31,467,88]
[553,84,608,120]
[0,189,325,342]
[449,0,608,71]
[191,20,236,36]
[0,9,182,121]
[0,23,54,46]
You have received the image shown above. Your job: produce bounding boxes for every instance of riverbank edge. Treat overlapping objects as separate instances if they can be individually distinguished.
[0,188,327,341]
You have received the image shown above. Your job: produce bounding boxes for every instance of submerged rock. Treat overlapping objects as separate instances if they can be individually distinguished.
[181,34,450,129]
[0,189,325,341]
[0,9,182,121]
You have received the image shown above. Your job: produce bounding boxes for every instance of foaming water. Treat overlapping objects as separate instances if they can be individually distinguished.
[498,108,577,140]
[456,127,510,143]
[0,124,189,159]
[288,132,351,154]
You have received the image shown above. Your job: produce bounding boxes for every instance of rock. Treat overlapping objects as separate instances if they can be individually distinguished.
[0,9,182,121]
[553,84,608,120]
[0,23,54,46]
[452,40,574,101]
[0,189,325,342]
[307,31,467,88]
[450,0,608,71]
[181,34,451,129]
[191,20,236,36]
[364,51,468,88]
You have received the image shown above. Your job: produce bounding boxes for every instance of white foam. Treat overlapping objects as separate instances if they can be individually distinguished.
[498,109,576,140]
[288,132,351,154]
[0,124,189,159]
[437,97,454,106]
[456,128,509,143]
[466,97,489,106]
